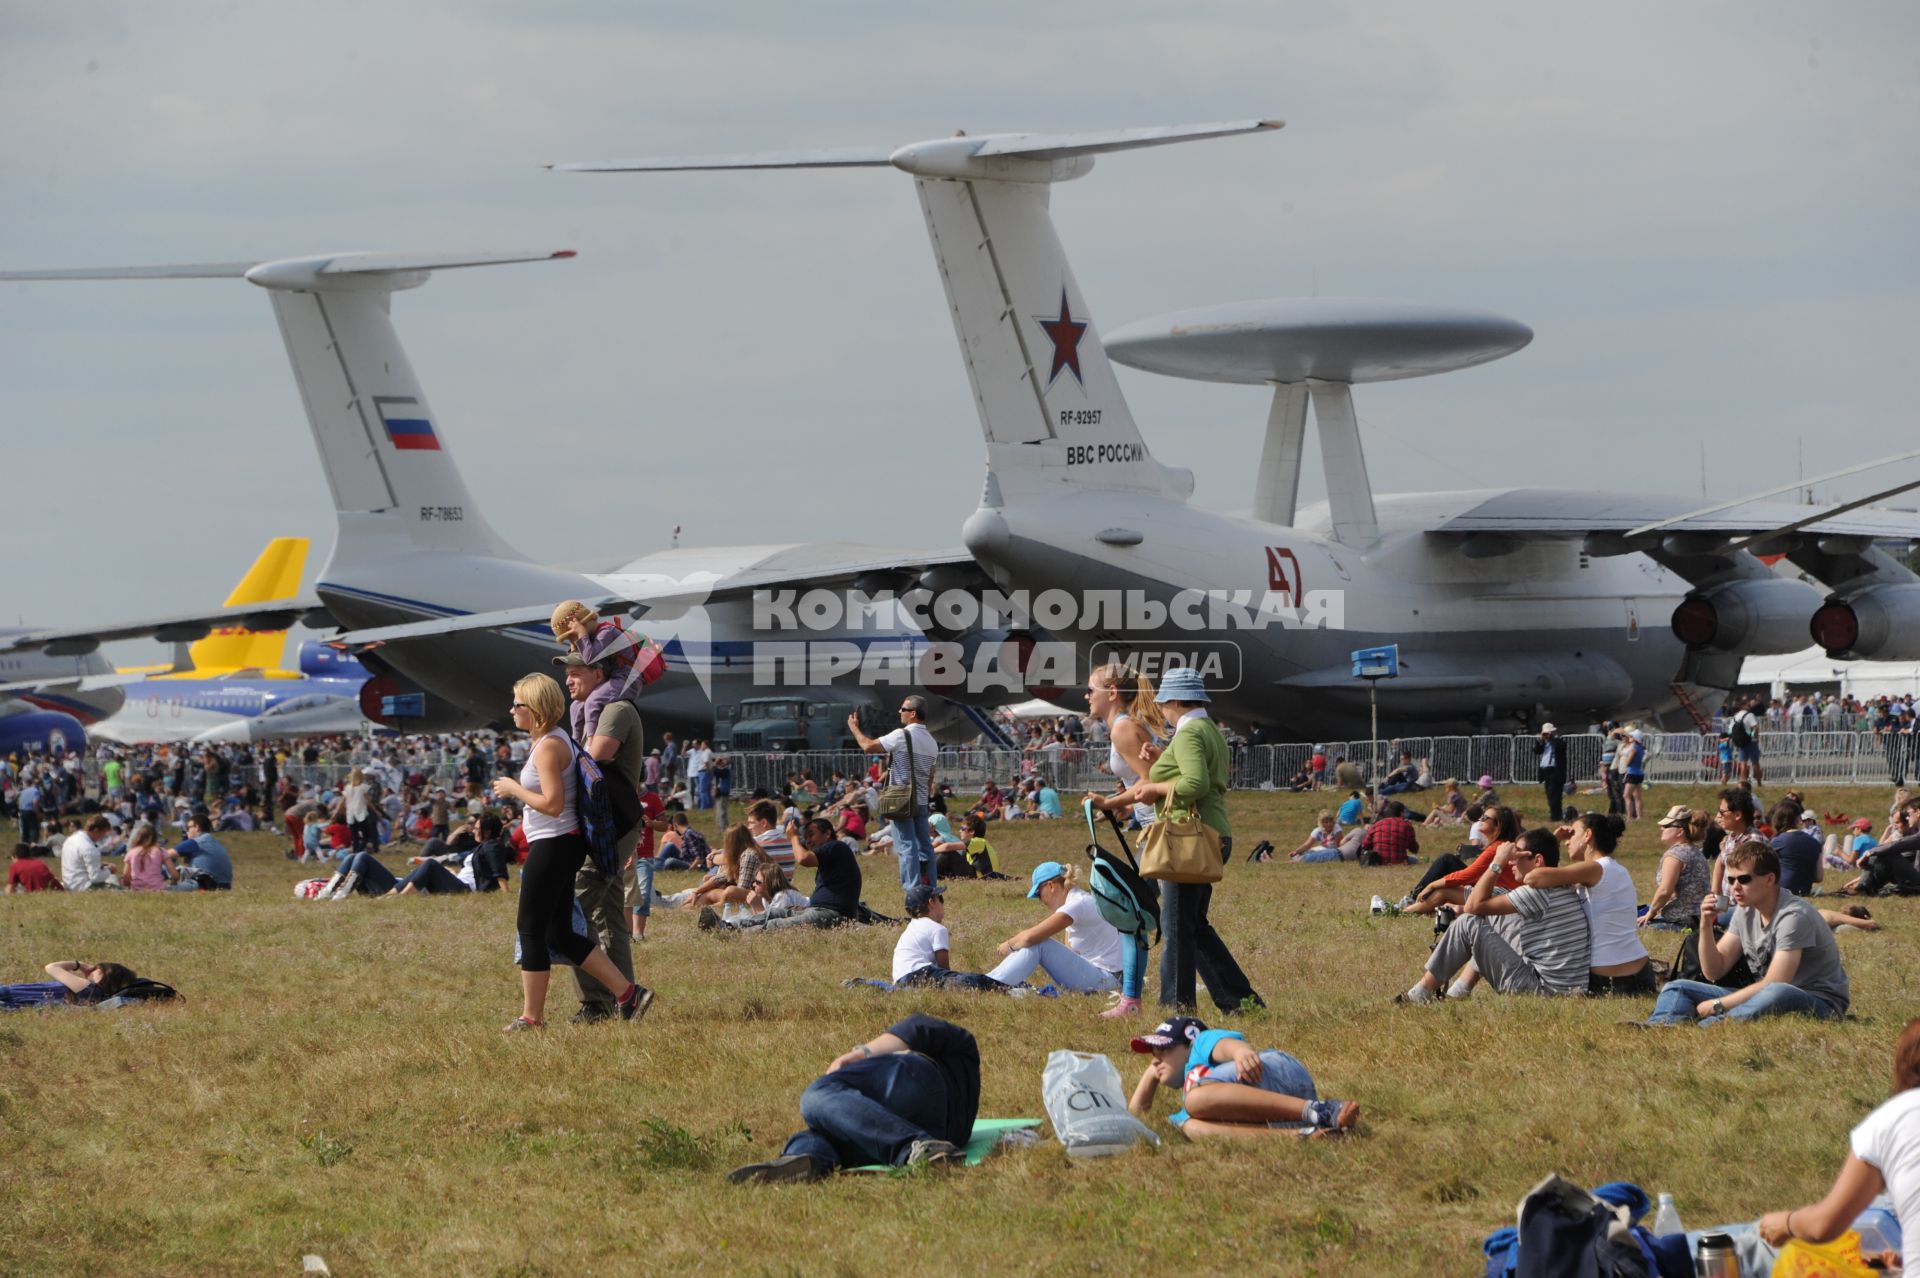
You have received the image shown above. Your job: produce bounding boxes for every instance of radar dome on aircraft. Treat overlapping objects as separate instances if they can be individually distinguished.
[1104,298,1532,385]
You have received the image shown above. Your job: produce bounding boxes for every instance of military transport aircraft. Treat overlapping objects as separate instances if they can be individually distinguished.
[0,253,1021,745]
[552,120,1920,738]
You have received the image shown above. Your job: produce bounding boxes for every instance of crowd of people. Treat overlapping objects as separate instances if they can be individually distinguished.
[4,661,1916,1264]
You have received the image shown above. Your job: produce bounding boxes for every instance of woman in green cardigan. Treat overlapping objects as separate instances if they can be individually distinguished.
[1107,667,1263,1013]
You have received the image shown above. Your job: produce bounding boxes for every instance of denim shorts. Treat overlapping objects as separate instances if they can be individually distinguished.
[1186,1049,1318,1130]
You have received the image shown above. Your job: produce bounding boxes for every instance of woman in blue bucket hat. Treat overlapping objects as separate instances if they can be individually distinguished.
[1108,666,1262,1012]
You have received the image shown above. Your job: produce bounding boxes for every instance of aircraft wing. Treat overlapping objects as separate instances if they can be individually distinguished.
[330,548,982,647]
[1432,490,1920,548]
[0,598,331,657]
[0,670,165,696]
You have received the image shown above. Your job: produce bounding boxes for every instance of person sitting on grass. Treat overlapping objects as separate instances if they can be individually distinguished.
[6,842,61,894]
[1,960,139,1010]
[1644,838,1850,1026]
[1126,1015,1359,1139]
[726,1013,978,1183]
[983,862,1125,997]
[1824,817,1878,870]
[681,825,763,915]
[1288,810,1343,863]
[1422,780,1468,828]
[1396,827,1590,1003]
[746,862,808,916]
[1396,806,1518,915]
[166,814,233,891]
[1835,802,1920,897]
[1507,813,1652,995]
[1641,806,1711,931]
[385,812,513,896]
[1757,1017,1920,1269]
[720,817,864,933]
[1359,800,1419,866]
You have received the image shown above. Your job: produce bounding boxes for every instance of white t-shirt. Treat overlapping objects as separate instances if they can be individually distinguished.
[1055,888,1125,974]
[878,724,937,799]
[1583,857,1650,968]
[892,917,950,983]
[1850,1088,1920,1275]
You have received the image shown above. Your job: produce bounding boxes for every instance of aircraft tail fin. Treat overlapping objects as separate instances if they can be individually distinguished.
[556,121,1280,500]
[0,251,574,564]
[187,537,309,673]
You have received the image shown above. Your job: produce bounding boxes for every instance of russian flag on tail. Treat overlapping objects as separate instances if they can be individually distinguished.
[375,395,440,451]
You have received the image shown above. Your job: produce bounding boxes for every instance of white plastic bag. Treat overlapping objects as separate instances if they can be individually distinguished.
[1042,1050,1160,1159]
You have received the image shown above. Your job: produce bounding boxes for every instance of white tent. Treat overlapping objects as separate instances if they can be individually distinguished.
[1739,647,1920,701]
[1005,698,1079,720]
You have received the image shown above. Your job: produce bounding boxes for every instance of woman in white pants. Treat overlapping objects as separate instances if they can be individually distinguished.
[986,862,1125,994]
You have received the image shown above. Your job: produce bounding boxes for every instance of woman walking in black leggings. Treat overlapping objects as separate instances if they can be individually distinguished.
[492,674,654,1032]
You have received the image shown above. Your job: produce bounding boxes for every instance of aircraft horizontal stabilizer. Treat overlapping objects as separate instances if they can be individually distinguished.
[551,120,1282,180]
[968,119,1283,161]
[1,251,574,293]
[551,149,894,173]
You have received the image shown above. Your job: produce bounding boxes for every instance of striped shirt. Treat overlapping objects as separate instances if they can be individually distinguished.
[1498,885,1592,993]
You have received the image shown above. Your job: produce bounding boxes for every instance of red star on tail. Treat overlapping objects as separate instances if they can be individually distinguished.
[1037,289,1088,386]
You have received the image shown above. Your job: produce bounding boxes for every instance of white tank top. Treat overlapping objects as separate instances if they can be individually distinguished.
[519,728,578,842]
[1109,713,1161,825]
[1583,856,1649,968]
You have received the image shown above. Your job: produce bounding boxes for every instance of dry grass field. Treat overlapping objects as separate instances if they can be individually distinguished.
[3,782,1914,1276]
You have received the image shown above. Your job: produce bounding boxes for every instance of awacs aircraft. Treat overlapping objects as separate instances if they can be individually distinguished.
[3,537,383,744]
[0,253,1024,746]
[554,120,1920,738]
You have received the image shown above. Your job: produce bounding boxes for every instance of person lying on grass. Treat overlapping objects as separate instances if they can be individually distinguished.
[1,961,139,1010]
[726,1013,979,1183]
[1126,1016,1358,1139]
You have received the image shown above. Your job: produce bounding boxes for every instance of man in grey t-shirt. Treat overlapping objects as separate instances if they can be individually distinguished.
[1646,838,1849,1026]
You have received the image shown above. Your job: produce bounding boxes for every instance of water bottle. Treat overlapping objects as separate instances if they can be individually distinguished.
[1651,1192,1683,1236]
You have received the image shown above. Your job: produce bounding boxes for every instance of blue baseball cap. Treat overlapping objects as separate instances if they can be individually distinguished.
[1027,861,1066,898]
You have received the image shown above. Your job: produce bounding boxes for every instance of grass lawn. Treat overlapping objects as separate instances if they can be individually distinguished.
[3,782,1914,1276]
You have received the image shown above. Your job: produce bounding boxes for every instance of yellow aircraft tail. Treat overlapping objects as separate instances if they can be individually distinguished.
[188,537,309,672]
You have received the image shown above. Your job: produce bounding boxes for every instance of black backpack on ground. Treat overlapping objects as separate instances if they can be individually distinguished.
[98,979,181,1008]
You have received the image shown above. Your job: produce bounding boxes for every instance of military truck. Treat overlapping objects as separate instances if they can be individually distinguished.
[712,698,880,753]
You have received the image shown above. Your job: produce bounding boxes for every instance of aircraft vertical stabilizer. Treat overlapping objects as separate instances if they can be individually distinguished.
[553,122,1281,501]
[186,536,309,672]
[0,251,573,568]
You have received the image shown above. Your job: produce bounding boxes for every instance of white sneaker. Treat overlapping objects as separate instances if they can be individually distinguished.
[1369,895,1388,915]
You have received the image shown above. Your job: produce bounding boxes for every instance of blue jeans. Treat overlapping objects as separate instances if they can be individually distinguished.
[1646,978,1843,1026]
[780,1052,950,1172]
[1184,1049,1318,1130]
[694,772,713,809]
[628,857,656,920]
[1296,848,1341,863]
[890,807,936,895]
[338,852,399,895]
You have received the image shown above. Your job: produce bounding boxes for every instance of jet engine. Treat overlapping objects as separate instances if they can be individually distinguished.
[1668,578,1823,656]
[1809,583,1920,661]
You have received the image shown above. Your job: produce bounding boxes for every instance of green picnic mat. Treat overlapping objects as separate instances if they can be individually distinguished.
[845,1118,1041,1173]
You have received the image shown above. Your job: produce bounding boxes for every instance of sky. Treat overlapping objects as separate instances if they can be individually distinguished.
[2,2,1917,662]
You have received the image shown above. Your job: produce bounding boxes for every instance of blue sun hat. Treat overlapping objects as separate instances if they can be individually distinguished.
[1153,666,1211,704]
[1027,860,1067,898]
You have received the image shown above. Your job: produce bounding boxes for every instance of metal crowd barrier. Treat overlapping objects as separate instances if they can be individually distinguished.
[715,729,1920,794]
